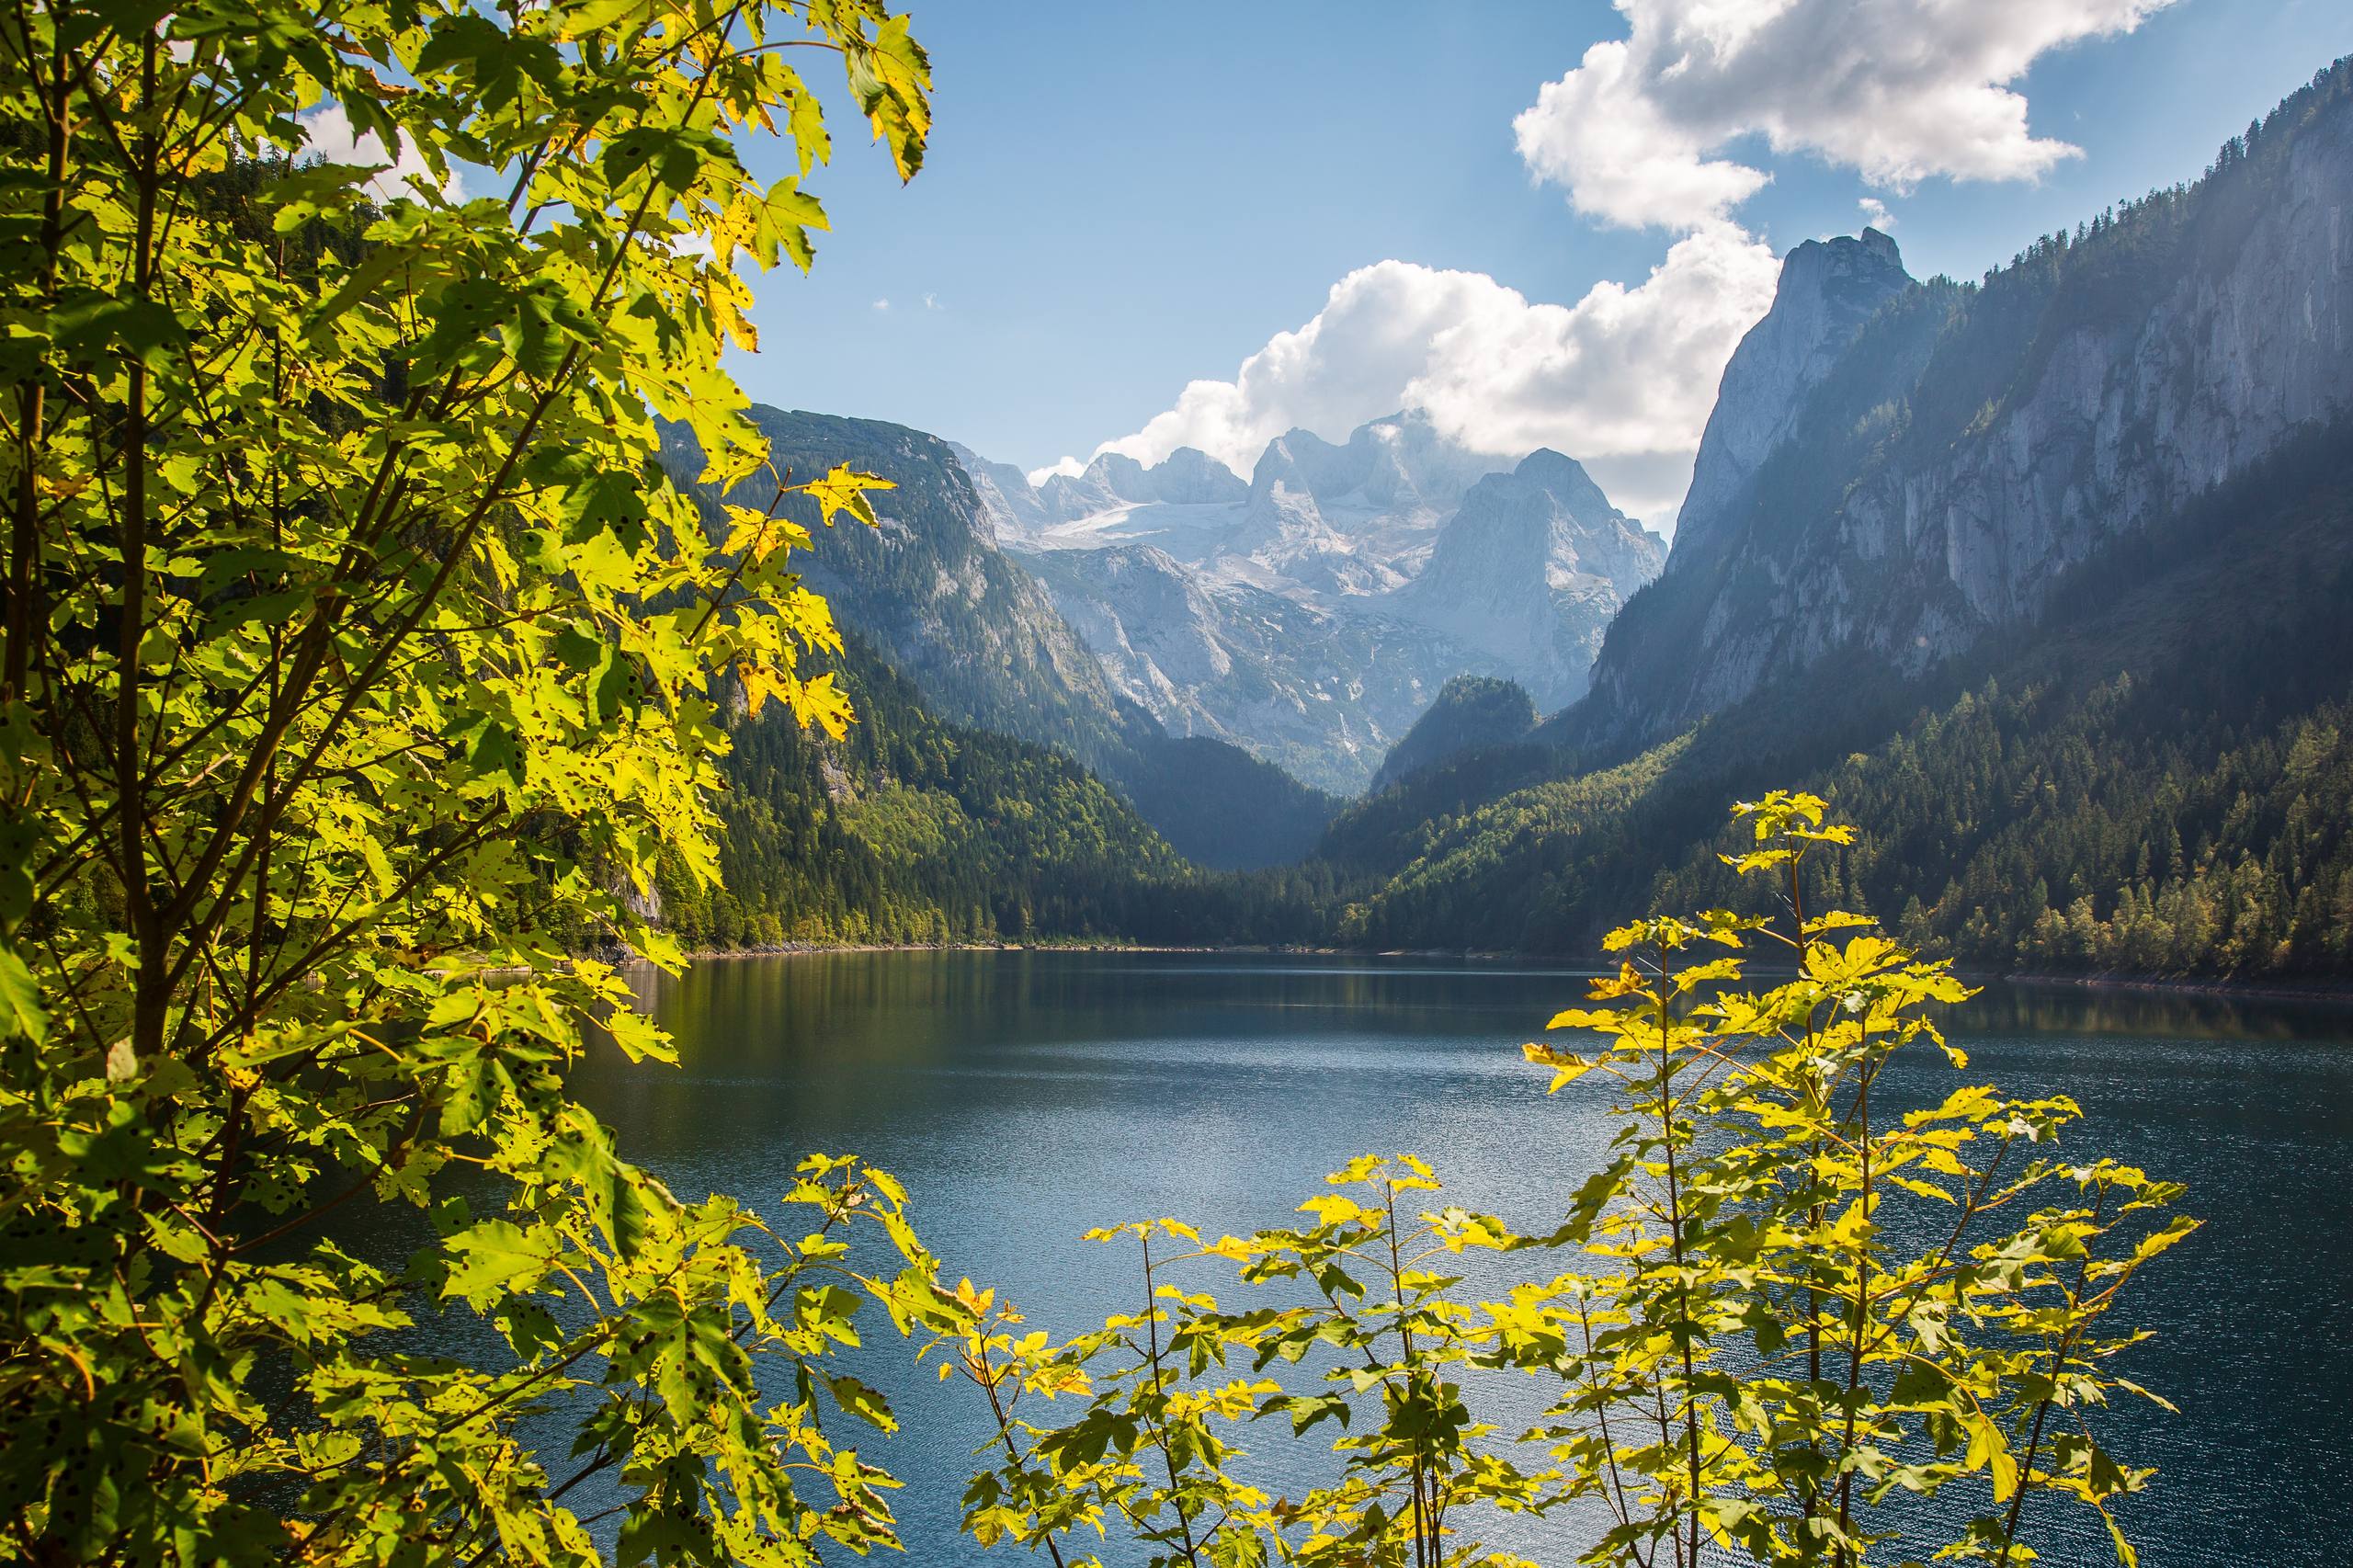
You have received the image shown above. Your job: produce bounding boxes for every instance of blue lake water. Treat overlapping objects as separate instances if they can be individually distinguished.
[572,950,2353,1566]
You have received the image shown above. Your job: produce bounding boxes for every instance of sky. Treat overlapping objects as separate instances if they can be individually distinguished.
[733,0,2352,528]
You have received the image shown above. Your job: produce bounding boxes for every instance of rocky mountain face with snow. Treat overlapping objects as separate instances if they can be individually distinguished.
[1021,543,1485,793]
[1569,66,2353,756]
[965,411,1663,791]
[660,410,1338,868]
[1391,450,1665,710]
[1036,448,1250,522]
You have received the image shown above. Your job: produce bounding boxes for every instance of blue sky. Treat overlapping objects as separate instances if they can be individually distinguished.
[738,0,2351,517]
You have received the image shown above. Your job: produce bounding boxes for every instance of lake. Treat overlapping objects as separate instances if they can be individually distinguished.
[574,950,2353,1566]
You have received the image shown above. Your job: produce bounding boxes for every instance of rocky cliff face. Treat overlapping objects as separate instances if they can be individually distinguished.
[1025,543,1490,794]
[1670,229,1914,565]
[1392,450,1665,709]
[946,440,1050,542]
[1574,62,2353,752]
[958,412,1656,790]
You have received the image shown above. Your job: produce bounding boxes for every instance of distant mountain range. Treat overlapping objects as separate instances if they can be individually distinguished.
[958,412,1663,792]
[665,396,1662,807]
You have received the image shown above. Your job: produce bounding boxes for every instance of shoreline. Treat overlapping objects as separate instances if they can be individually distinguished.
[1996,971,2353,1004]
[652,942,2353,1003]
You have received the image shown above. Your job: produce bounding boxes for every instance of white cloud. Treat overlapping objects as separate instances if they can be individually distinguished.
[923,291,940,310]
[1066,223,1779,526]
[1026,456,1086,487]
[297,105,460,203]
[1514,0,2178,231]
[1043,0,2170,528]
[1515,39,1771,233]
[871,297,891,312]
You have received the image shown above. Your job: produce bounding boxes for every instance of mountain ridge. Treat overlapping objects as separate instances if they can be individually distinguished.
[674,54,2353,985]
[658,408,1338,869]
[1311,57,2353,980]
[1567,60,2353,756]
[965,412,1662,789]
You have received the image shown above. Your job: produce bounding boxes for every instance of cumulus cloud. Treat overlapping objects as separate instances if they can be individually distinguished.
[297,105,460,203]
[1048,223,1779,525]
[1044,0,2169,527]
[1026,456,1086,486]
[1515,0,2178,231]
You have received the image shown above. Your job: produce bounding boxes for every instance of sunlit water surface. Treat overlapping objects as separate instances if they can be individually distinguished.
[555,951,2353,1566]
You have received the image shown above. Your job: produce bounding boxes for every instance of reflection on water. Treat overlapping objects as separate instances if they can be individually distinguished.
[564,951,2353,1567]
[1961,978,2353,1040]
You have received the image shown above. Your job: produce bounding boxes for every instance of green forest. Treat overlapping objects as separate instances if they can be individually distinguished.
[665,632,1344,949]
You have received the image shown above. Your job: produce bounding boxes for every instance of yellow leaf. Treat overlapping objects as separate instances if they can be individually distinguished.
[790,671,854,740]
[798,463,893,528]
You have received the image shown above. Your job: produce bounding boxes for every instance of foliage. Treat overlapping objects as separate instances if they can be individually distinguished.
[1516,794,2189,1567]
[948,1165,1549,1568]
[947,795,2191,1567]
[0,2,976,1563]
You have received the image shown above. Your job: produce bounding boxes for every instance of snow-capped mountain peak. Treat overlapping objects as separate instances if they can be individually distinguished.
[952,410,1662,790]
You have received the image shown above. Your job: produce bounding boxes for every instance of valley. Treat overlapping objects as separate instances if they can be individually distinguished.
[676,55,2353,987]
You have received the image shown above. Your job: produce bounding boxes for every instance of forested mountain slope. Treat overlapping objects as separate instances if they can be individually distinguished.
[1568,57,2353,756]
[1336,425,2353,977]
[659,408,1337,868]
[663,632,1341,948]
[1366,676,1537,796]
